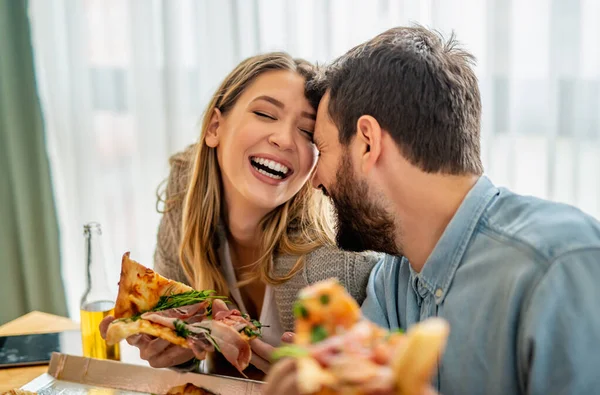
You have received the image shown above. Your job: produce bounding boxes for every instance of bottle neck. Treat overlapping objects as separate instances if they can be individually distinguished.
[82,223,114,309]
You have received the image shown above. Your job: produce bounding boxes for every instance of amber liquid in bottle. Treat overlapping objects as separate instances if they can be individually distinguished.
[80,222,120,361]
[80,300,120,360]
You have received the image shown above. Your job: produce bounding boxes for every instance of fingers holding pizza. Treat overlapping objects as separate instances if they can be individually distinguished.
[248,329,300,374]
[102,253,266,373]
[100,314,194,368]
[99,314,114,340]
[130,334,196,368]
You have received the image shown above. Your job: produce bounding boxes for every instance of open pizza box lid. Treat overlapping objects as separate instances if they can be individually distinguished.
[21,353,263,394]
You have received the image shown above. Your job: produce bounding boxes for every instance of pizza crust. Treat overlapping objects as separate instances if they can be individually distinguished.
[114,252,193,318]
[294,279,361,346]
[105,318,189,347]
[391,318,450,395]
[166,383,216,395]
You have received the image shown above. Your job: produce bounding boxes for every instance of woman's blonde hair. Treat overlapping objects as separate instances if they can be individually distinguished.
[178,52,335,295]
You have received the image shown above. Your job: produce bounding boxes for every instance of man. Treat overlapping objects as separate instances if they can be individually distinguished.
[264,26,600,394]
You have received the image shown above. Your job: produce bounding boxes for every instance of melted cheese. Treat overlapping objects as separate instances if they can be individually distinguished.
[105,318,188,347]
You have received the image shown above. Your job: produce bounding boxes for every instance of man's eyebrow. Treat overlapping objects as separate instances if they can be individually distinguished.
[251,95,316,120]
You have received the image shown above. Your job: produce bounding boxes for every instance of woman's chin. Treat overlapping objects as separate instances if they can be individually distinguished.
[244,192,290,212]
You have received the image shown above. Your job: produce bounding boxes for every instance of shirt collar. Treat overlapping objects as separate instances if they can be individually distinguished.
[416,175,499,304]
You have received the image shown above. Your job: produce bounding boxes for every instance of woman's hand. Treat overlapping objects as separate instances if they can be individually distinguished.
[280,331,294,343]
[249,331,296,373]
[127,334,195,368]
[99,315,194,368]
[250,338,274,373]
[98,314,114,339]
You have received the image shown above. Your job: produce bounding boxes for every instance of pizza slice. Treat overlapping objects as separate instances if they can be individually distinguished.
[291,279,362,346]
[105,252,264,372]
[273,279,450,395]
[164,383,216,395]
[113,251,194,318]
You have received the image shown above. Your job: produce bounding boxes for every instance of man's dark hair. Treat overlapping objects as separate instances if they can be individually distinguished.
[309,26,483,175]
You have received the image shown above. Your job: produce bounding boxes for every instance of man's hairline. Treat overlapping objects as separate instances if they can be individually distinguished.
[319,88,352,148]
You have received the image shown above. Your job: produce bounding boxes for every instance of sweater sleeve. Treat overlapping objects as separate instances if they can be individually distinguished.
[153,148,194,286]
[303,246,380,305]
[272,246,380,332]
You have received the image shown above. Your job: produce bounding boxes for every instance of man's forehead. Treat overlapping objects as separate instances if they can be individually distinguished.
[316,91,331,121]
[315,92,337,139]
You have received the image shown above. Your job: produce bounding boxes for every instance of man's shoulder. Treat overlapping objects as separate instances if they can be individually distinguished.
[480,188,600,263]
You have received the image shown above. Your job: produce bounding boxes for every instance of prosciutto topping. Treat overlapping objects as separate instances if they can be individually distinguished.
[140,298,258,372]
[141,300,210,328]
[211,299,253,332]
[193,320,252,372]
[186,330,216,361]
[300,320,403,393]
[193,299,255,371]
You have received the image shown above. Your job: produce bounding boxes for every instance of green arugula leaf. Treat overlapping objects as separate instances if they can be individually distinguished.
[152,290,228,312]
[385,327,405,340]
[293,302,309,319]
[251,319,264,328]
[243,327,262,338]
[272,345,309,361]
[173,319,191,338]
[310,325,328,343]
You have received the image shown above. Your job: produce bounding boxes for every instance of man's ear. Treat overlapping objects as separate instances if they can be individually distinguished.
[204,108,222,148]
[355,115,382,174]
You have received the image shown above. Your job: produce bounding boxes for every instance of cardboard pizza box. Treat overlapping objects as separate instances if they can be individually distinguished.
[21,353,263,394]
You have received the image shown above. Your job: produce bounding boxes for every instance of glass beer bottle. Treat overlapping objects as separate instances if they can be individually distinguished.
[80,222,120,360]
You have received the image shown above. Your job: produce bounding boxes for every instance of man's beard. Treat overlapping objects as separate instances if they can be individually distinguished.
[328,152,401,256]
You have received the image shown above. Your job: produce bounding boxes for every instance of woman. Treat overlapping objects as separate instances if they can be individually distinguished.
[107,52,379,373]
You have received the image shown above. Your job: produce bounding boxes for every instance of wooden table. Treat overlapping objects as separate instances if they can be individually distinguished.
[0,311,79,392]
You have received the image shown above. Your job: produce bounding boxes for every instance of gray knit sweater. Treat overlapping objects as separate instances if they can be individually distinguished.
[153,147,380,331]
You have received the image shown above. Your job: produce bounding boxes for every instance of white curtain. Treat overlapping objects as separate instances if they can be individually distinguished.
[29,0,600,319]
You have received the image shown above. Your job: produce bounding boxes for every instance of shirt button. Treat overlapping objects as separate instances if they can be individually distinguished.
[435,288,444,298]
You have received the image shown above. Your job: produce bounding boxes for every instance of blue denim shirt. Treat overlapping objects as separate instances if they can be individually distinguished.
[362,176,600,395]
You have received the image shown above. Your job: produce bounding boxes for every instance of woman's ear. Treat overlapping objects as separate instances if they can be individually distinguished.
[205,108,222,148]
[355,115,382,174]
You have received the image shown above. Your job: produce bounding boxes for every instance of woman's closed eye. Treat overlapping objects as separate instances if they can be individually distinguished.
[253,111,277,120]
[299,128,315,142]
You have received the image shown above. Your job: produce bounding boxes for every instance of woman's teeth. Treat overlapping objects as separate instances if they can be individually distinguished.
[257,168,282,179]
[252,157,289,174]
[251,157,290,180]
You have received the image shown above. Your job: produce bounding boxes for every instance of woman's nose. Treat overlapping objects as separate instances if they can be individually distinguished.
[268,125,295,151]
